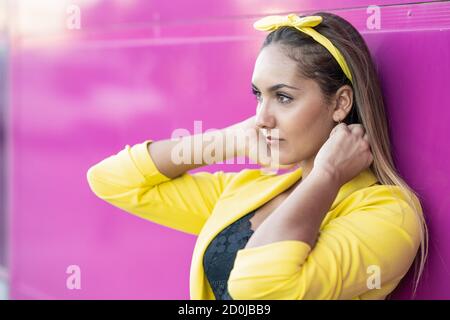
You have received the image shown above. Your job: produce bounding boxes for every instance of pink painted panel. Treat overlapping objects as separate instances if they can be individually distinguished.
[6,0,450,299]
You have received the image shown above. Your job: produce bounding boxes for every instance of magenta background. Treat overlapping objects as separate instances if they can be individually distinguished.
[4,0,450,299]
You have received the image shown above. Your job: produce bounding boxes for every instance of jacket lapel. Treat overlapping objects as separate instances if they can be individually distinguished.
[190,166,379,299]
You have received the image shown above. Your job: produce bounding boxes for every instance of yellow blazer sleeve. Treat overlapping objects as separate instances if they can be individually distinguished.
[227,186,422,300]
[86,139,237,236]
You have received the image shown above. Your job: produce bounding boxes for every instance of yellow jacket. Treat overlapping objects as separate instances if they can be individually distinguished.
[87,139,422,300]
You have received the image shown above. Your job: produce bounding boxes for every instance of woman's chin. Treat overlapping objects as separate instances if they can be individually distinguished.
[262,156,300,171]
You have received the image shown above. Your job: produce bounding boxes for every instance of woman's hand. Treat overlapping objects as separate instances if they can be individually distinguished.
[227,116,295,170]
[312,123,374,186]
[228,115,269,165]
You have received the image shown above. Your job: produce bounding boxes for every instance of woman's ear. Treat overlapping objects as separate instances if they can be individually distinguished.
[332,85,353,122]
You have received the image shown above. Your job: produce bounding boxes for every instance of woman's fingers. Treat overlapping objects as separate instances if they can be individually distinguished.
[331,122,349,135]
[348,123,365,137]
[345,124,372,155]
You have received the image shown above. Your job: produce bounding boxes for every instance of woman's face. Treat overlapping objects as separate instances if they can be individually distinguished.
[251,44,338,166]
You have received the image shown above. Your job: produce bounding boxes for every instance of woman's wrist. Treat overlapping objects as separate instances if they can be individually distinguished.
[309,166,342,189]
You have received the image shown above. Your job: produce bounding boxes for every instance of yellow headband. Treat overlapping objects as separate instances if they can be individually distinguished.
[254,14,353,84]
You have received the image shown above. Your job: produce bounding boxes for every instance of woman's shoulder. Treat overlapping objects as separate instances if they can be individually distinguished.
[354,183,422,212]
[341,183,423,245]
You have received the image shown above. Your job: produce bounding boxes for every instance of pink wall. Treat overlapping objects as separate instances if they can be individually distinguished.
[5,0,450,299]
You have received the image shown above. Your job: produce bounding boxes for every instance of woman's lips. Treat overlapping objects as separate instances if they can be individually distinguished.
[265,136,285,145]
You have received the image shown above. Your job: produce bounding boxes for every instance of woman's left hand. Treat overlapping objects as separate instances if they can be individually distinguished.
[313,123,374,186]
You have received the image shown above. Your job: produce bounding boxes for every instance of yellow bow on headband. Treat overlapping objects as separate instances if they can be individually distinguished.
[253,14,353,84]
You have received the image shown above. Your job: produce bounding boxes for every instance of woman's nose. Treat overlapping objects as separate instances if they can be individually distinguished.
[255,102,275,130]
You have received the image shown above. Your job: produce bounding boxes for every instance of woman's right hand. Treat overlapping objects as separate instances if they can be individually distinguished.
[227,116,296,171]
[226,116,262,164]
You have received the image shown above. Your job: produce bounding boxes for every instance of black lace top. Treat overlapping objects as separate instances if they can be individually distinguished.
[203,210,256,300]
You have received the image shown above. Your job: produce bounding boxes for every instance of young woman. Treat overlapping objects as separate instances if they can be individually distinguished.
[87,12,427,300]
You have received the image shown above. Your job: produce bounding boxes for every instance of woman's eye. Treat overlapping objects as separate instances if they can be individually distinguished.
[252,89,262,101]
[252,89,292,104]
[277,93,292,104]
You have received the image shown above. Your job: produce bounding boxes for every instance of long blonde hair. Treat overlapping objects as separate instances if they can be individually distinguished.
[260,11,428,298]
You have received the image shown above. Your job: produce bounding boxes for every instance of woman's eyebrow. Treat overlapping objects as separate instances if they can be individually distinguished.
[252,83,300,92]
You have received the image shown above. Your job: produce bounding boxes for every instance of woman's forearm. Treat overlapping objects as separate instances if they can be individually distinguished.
[245,169,342,249]
[148,126,243,179]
